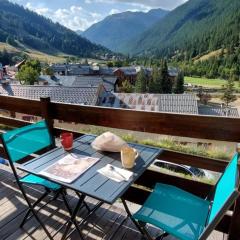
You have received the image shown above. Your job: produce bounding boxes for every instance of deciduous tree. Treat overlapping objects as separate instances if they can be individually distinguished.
[16,66,39,85]
[221,77,237,106]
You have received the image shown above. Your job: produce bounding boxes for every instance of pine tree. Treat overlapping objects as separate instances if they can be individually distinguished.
[173,71,184,93]
[83,58,89,65]
[135,68,147,93]
[149,66,162,93]
[161,60,172,93]
[221,77,237,106]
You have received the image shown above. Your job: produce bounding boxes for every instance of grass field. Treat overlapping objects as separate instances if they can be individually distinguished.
[194,49,223,62]
[0,42,69,63]
[185,76,240,89]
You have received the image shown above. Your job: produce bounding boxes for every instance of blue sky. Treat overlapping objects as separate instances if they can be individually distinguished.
[10,0,188,31]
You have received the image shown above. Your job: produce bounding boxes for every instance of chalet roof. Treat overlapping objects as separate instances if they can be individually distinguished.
[113,66,178,77]
[51,64,67,72]
[99,67,116,75]
[0,84,101,105]
[100,93,198,114]
[72,76,117,91]
[114,67,137,76]
[68,66,91,75]
[198,105,239,118]
[39,75,117,91]
[51,64,92,75]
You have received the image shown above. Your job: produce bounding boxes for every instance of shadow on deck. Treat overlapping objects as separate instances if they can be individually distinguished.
[0,165,226,240]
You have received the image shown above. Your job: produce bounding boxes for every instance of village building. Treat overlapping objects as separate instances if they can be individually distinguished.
[113,67,137,85]
[51,63,95,76]
[51,64,68,75]
[113,66,179,87]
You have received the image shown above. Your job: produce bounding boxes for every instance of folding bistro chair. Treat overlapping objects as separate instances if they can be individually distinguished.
[131,153,239,240]
[0,120,63,239]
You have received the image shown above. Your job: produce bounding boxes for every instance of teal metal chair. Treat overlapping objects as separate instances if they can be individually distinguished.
[132,153,240,240]
[0,120,62,239]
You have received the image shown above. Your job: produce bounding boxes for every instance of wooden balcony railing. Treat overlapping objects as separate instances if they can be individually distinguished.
[0,95,240,239]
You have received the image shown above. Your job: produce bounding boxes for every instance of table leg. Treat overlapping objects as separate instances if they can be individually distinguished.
[61,191,85,239]
[61,191,104,240]
[61,194,86,240]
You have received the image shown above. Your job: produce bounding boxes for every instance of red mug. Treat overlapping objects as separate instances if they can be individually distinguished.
[60,132,73,151]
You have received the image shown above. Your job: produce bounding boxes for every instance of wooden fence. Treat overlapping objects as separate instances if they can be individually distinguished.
[0,95,240,239]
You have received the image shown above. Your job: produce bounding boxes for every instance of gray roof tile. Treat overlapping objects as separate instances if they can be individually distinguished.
[101,93,198,114]
[0,84,100,105]
[198,105,239,117]
[39,75,117,91]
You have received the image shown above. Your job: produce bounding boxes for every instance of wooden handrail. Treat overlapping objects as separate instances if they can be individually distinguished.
[0,95,41,116]
[0,95,240,141]
[52,102,240,142]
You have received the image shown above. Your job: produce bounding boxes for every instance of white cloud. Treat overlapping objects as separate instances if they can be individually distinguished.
[25,3,104,31]
[22,0,188,31]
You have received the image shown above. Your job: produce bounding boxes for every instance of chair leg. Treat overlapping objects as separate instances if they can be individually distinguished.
[21,193,53,240]
[31,208,54,240]
[121,198,154,240]
[20,189,50,228]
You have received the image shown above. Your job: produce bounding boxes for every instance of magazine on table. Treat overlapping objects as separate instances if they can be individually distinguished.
[40,154,100,183]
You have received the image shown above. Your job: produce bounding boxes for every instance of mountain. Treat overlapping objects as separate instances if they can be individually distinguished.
[0,0,108,57]
[82,8,169,53]
[76,30,83,35]
[127,0,240,57]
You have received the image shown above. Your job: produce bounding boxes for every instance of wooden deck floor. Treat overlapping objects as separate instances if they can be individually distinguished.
[0,164,227,240]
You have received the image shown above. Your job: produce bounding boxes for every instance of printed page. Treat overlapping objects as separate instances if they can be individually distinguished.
[40,154,99,183]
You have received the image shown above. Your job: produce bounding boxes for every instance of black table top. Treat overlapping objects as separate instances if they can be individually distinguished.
[19,134,162,204]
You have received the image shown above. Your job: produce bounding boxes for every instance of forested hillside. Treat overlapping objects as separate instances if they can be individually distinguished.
[128,0,240,57]
[0,0,108,57]
[127,0,240,79]
[82,9,168,52]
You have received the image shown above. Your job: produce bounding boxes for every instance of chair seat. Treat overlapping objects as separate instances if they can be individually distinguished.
[133,183,210,240]
[20,174,61,191]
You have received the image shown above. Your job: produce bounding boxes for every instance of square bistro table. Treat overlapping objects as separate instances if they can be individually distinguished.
[18,134,162,239]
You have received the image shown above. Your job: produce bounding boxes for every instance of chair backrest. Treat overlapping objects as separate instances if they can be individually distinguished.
[200,153,239,239]
[1,120,53,163]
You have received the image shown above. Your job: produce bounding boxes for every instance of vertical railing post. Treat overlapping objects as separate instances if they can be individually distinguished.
[40,97,55,147]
